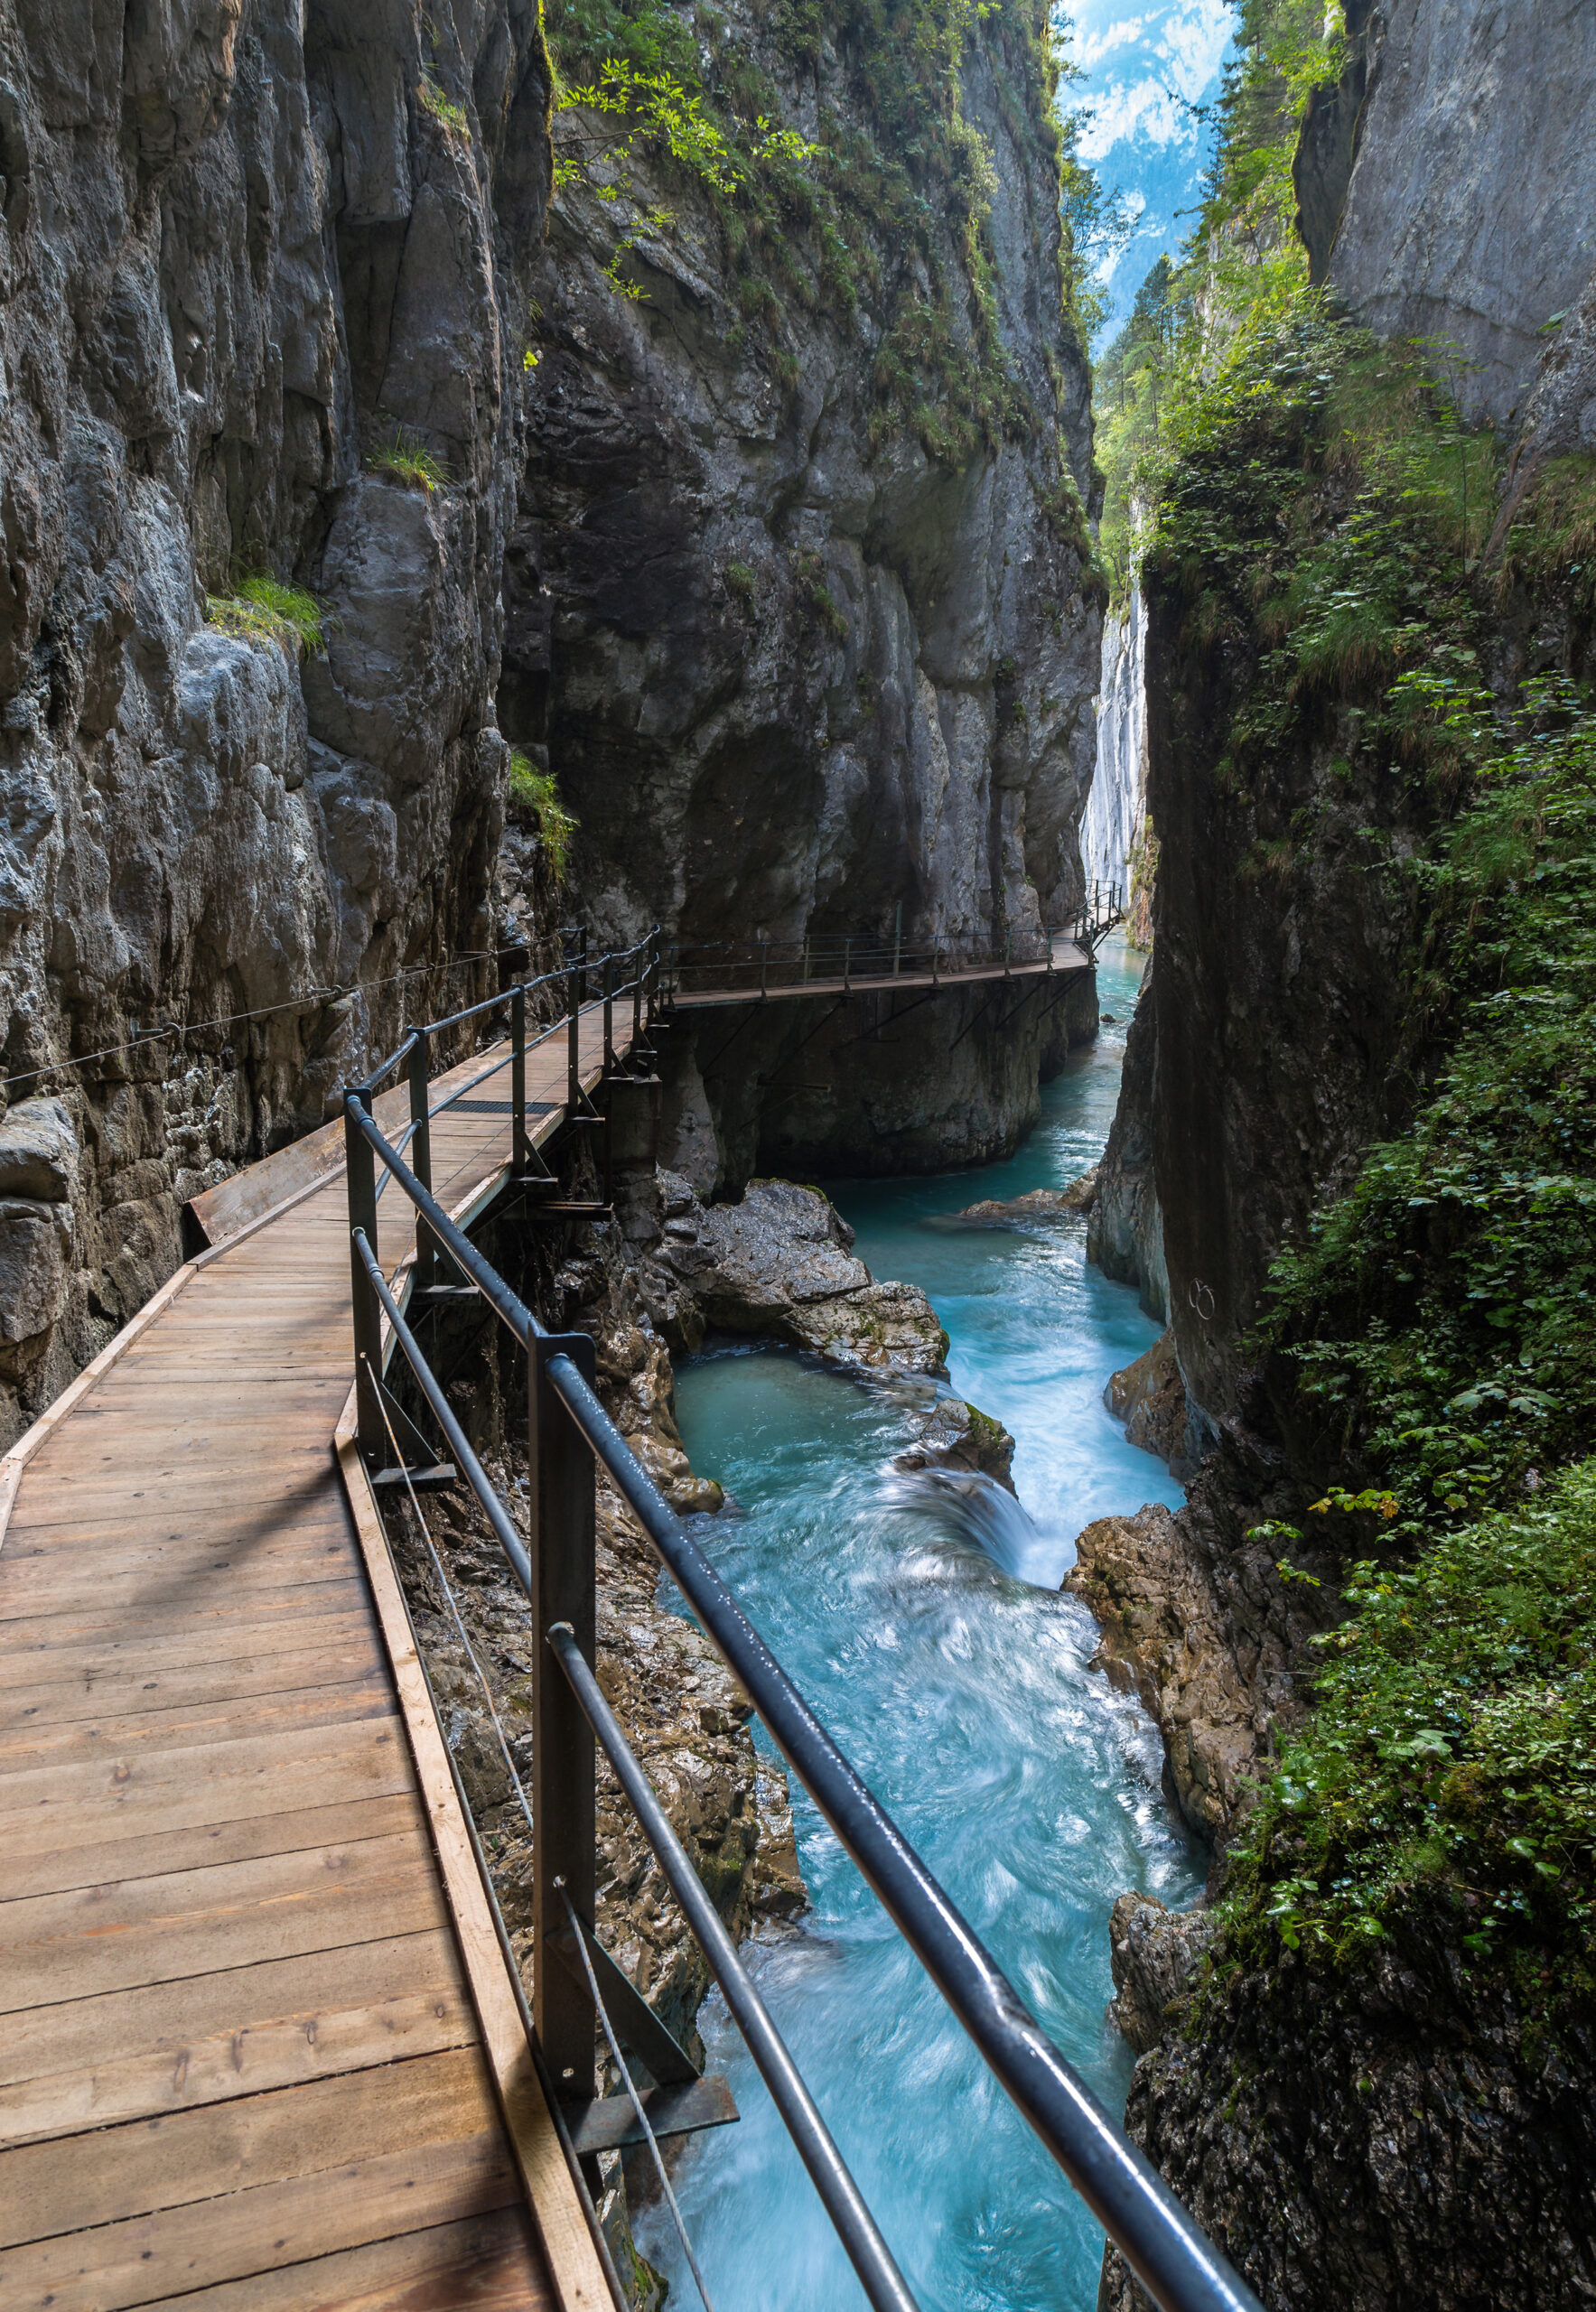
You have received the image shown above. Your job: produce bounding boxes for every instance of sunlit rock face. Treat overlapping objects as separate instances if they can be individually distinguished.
[0,0,549,1440]
[502,0,1104,1177]
[1321,0,1596,427]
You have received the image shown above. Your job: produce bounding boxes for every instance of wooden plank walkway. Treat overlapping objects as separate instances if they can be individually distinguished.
[667,931,1091,1009]
[0,1012,619,2312]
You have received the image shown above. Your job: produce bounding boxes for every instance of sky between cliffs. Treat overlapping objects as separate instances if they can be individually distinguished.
[1066,0,1235,339]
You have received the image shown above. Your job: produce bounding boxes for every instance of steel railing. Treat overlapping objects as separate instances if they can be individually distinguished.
[339,980,1262,2312]
[659,885,1125,1003]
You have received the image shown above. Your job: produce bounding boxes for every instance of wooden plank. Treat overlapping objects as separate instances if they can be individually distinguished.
[0,2045,500,2245]
[0,1929,472,2148]
[0,1719,416,1855]
[0,1829,449,2013]
[0,1525,356,1590]
[5,1633,385,1732]
[336,1422,612,2312]
[0,1673,392,1772]
[0,2114,519,2312]
[145,2207,551,2312]
[0,1263,198,1559]
[0,1575,372,1661]
[5,1792,418,1901]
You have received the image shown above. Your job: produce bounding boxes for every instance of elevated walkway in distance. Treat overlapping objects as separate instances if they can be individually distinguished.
[0,1012,624,2312]
[665,928,1091,1010]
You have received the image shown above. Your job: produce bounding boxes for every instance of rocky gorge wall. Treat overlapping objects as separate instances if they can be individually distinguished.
[0,0,553,1440]
[506,0,1103,1182]
[1087,6,1596,2307]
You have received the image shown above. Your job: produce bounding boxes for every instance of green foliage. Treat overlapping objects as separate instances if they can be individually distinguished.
[1133,261,1596,2016]
[207,576,326,657]
[366,430,449,491]
[1094,2,1349,598]
[543,0,1090,470]
[1498,453,1596,616]
[1221,1459,1596,2003]
[417,70,471,137]
[507,753,578,877]
[723,560,757,604]
[1261,678,1596,1544]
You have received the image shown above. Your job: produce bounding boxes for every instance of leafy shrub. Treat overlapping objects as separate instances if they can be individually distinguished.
[207,576,326,657]
[723,560,757,604]
[507,752,577,878]
[1224,1459,1596,2005]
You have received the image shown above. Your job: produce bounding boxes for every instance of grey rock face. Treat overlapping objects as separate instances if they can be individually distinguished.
[0,0,550,1440]
[1087,956,1167,1324]
[506,0,1101,1173]
[1328,0,1596,425]
[1106,1890,1215,2056]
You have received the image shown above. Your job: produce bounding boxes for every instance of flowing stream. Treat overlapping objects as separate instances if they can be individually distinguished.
[638,938,1199,2311]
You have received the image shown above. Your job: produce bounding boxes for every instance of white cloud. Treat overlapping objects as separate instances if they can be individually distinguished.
[1070,13,1147,71]
[1077,77,1192,161]
[1154,0,1234,101]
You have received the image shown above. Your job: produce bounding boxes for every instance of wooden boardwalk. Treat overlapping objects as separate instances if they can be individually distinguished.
[0,1014,618,2312]
[667,931,1090,1009]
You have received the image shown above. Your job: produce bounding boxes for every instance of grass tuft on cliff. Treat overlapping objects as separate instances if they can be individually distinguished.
[207,576,326,658]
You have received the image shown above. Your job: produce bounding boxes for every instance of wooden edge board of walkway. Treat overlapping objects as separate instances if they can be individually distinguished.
[333,1403,611,2312]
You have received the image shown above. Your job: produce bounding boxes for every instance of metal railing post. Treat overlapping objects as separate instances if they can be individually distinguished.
[892,900,901,978]
[511,985,529,1177]
[566,933,582,1116]
[602,956,614,1078]
[760,940,769,1001]
[630,946,643,1055]
[843,936,851,993]
[345,1093,386,1464]
[406,1032,439,1294]
[530,1331,600,2094]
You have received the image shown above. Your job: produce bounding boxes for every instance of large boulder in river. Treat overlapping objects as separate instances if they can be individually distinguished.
[946,1170,1098,1226]
[649,1175,951,1377]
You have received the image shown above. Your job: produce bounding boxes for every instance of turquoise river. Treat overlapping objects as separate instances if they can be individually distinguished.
[637,937,1199,2311]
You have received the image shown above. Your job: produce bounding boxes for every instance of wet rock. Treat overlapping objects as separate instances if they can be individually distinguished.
[947,1170,1097,1226]
[1106,1330,1191,1476]
[895,1394,1016,1491]
[1106,1892,1216,2055]
[1063,1504,1262,1841]
[647,1174,953,1380]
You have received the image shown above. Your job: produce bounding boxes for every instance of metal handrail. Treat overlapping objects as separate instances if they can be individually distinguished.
[342,1087,1263,2312]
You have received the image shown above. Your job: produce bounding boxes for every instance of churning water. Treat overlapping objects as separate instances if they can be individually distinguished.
[639,938,1200,2311]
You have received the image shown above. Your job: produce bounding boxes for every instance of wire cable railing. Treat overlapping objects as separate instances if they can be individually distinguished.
[340,1020,1265,2312]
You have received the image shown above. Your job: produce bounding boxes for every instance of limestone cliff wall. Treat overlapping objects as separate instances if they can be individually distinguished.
[504,0,1101,1178]
[1318,0,1596,429]
[0,0,549,1440]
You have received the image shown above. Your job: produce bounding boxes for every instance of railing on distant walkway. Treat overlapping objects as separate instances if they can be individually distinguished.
[661,885,1125,1003]
[336,921,1262,2312]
